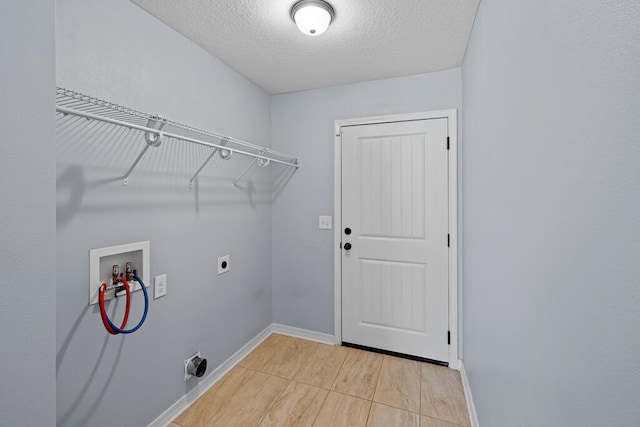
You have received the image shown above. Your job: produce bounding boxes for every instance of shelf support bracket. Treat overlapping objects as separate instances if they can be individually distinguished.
[189,148,218,189]
[123,116,166,186]
[233,150,273,187]
[232,157,259,187]
[188,138,230,189]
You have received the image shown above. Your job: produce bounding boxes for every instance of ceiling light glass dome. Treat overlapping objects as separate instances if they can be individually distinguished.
[291,0,335,36]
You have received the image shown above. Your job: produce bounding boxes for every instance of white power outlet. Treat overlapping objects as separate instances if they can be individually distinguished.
[218,255,230,275]
[154,274,167,298]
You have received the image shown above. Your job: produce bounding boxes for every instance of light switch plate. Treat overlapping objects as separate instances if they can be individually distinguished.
[154,274,167,299]
[319,215,332,229]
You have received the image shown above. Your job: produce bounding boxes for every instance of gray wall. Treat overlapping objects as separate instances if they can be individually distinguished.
[56,1,273,426]
[0,1,56,425]
[271,70,462,335]
[462,1,640,426]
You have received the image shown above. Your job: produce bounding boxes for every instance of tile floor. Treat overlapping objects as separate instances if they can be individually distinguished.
[171,334,470,427]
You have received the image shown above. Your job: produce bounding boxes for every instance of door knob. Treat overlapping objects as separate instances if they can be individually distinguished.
[343,242,352,250]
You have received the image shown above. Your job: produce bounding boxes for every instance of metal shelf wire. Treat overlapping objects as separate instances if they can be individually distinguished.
[55,87,299,186]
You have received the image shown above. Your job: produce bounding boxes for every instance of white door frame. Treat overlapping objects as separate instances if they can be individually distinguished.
[333,110,459,367]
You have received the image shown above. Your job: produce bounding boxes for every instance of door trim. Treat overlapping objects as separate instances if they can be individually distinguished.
[333,110,459,365]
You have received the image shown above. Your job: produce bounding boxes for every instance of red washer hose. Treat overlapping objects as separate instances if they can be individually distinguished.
[99,280,131,335]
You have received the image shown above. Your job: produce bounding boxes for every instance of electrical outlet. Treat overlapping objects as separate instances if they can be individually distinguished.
[218,255,230,275]
[319,215,332,229]
[154,274,167,298]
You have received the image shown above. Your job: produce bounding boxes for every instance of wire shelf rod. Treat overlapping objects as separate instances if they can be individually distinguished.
[55,105,300,169]
[56,88,295,162]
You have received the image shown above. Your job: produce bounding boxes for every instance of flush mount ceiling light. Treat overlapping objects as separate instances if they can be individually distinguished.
[291,0,335,37]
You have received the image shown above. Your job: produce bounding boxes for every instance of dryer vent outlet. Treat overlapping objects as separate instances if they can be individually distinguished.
[184,352,207,381]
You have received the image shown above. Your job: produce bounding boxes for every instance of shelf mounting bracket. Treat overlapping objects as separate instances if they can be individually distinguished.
[232,150,270,187]
[123,115,166,185]
[188,138,230,189]
[233,157,259,187]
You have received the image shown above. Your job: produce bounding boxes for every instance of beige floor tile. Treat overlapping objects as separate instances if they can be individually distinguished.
[239,334,317,379]
[366,403,419,427]
[258,381,328,427]
[175,366,255,427]
[238,334,289,372]
[312,391,371,427]
[373,355,421,412]
[205,371,289,427]
[421,415,464,427]
[266,336,318,379]
[294,343,350,389]
[331,348,383,400]
[420,364,470,426]
[176,336,472,427]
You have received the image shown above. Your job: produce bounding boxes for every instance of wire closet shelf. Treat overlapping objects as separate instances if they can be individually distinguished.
[55,87,300,186]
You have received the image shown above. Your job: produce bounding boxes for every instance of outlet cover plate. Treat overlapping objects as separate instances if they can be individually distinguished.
[154,274,167,299]
[218,255,230,275]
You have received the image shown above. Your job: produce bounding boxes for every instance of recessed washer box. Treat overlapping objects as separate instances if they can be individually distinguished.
[89,241,150,305]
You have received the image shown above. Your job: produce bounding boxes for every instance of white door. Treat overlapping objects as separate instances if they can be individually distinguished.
[341,118,449,362]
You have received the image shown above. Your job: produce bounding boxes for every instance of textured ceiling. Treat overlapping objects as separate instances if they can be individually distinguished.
[130,0,479,94]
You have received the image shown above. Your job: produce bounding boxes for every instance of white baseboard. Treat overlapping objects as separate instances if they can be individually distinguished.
[147,323,335,427]
[147,324,272,427]
[271,323,335,345]
[459,360,480,427]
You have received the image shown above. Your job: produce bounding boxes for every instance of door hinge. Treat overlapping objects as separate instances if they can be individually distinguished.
[447,136,450,150]
[448,331,451,345]
[447,234,450,247]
